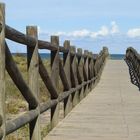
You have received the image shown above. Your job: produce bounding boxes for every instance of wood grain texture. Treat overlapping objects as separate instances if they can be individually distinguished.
[0,3,5,139]
[63,40,72,117]
[83,50,89,96]
[70,46,79,107]
[50,36,60,129]
[27,26,41,140]
[77,48,84,100]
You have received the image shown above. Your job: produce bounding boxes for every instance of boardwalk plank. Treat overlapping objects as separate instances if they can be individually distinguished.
[45,60,140,140]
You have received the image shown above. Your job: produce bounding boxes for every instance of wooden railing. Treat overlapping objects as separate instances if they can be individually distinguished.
[0,3,109,139]
[126,47,140,87]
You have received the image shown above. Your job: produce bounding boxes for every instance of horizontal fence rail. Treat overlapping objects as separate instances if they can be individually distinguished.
[126,47,140,87]
[0,3,109,140]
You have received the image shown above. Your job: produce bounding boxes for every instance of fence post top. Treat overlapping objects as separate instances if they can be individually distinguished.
[89,52,93,57]
[84,50,88,56]
[51,36,59,46]
[26,25,37,28]
[26,26,38,37]
[77,48,82,55]
[70,46,76,53]
[0,3,5,7]
[64,40,70,49]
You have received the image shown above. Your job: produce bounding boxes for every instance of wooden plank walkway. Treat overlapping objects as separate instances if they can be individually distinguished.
[45,60,140,140]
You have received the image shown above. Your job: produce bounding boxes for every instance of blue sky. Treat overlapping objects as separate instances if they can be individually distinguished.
[2,0,140,53]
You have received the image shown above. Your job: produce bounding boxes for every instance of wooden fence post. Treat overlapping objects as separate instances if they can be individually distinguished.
[88,52,94,90]
[94,55,99,83]
[90,52,95,89]
[83,50,89,95]
[26,26,41,140]
[0,3,5,139]
[77,48,84,100]
[70,46,79,107]
[50,36,60,129]
[63,40,72,117]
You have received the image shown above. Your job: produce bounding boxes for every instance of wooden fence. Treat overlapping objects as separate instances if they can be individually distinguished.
[0,3,109,139]
[126,47,140,87]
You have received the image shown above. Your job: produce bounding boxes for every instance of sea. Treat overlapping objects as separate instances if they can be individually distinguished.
[12,53,125,60]
[110,54,125,60]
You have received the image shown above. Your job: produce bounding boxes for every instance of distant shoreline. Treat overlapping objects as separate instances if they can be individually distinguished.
[12,53,125,60]
[110,54,125,60]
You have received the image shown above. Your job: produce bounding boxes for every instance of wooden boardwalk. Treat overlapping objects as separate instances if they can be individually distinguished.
[45,60,140,140]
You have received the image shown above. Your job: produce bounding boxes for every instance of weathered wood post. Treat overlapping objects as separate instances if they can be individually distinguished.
[0,3,5,139]
[77,48,84,100]
[91,52,95,89]
[88,52,94,90]
[26,26,41,140]
[70,46,79,106]
[97,55,101,80]
[50,36,60,128]
[83,50,89,95]
[93,55,97,86]
[63,40,72,117]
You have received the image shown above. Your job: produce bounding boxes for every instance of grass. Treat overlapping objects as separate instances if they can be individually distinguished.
[6,54,51,114]
[5,53,63,139]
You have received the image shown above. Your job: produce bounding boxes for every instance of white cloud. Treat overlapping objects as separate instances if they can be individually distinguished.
[51,29,91,38]
[110,21,119,34]
[68,29,90,37]
[39,21,120,39]
[53,31,67,36]
[90,26,109,38]
[127,28,140,38]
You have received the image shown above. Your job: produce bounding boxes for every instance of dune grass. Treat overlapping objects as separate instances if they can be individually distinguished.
[5,54,63,139]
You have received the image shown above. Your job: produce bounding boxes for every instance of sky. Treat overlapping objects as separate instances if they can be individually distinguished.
[2,0,140,54]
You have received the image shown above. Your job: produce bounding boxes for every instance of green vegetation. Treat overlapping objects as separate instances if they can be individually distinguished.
[6,54,51,115]
[5,54,62,139]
